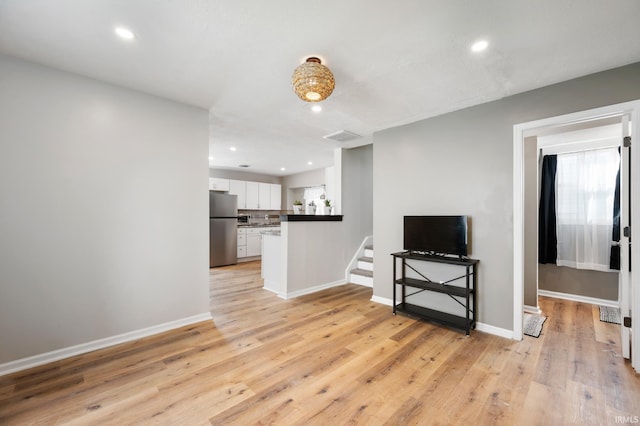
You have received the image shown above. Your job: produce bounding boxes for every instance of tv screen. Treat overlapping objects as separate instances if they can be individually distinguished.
[403,216,468,256]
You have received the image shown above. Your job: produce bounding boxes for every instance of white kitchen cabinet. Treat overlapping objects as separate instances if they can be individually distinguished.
[246,182,260,209]
[237,228,248,258]
[229,180,280,211]
[209,177,230,191]
[258,183,271,210]
[270,184,281,210]
[229,180,246,209]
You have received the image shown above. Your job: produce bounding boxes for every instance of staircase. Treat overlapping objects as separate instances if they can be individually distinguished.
[349,245,374,287]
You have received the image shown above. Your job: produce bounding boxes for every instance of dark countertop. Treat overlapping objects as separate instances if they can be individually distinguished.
[238,224,281,228]
[280,214,343,222]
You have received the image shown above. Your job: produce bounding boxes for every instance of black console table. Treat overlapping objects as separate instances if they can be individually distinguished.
[391,251,478,335]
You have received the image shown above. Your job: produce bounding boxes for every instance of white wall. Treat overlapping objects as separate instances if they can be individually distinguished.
[281,168,326,209]
[373,62,640,331]
[0,55,210,365]
[281,168,326,189]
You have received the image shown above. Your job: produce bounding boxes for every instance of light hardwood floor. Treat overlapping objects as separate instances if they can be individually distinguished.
[1,260,639,425]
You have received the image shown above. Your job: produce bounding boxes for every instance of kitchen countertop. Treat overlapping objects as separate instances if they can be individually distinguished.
[238,223,281,228]
[279,215,343,222]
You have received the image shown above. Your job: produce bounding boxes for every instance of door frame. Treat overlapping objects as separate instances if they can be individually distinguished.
[513,100,640,371]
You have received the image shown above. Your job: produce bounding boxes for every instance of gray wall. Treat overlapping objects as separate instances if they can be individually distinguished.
[0,55,210,364]
[539,264,618,300]
[342,145,374,241]
[523,136,539,308]
[209,168,282,184]
[373,62,640,331]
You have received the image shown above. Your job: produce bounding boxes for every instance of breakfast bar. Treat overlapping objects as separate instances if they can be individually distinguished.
[261,214,345,298]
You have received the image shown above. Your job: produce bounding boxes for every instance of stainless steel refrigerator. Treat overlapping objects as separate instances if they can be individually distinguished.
[209,192,238,267]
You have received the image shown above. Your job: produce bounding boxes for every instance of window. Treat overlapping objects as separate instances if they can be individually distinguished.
[303,186,326,208]
[555,148,619,271]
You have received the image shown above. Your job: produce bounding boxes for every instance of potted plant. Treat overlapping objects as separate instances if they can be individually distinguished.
[306,200,316,215]
[293,200,303,215]
[321,199,332,215]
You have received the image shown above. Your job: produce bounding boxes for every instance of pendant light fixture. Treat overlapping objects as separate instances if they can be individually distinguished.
[291,57,335,102]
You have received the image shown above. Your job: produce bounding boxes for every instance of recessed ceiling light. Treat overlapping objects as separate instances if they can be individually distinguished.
[307,161,313,166]
[115,26,135,40]
[311,105,322,113]
[280,167,286,171]
[208,156,213,161]
[229,147,237,151]
[471,40,488,52]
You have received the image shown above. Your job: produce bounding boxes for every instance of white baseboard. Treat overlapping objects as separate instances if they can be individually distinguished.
[369,295,515,340]
[524,305,542,315]
[262,281,281,296]
[237,256,260,263]
[370,295,393,306]
[475,322,514,339]
[0,312,213,377]
[538,289,619,308]
[282,279,348,300]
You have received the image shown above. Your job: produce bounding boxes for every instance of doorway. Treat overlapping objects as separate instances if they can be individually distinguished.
[513,100,640,372]
[533,118,622,310]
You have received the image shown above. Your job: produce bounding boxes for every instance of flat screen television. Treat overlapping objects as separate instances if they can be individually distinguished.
[403,216,468,257]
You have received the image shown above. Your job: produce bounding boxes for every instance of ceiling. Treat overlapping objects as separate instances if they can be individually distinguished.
[1,1,640,176]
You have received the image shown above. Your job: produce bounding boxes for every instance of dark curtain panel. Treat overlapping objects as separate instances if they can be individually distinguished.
[538,155,557,264]
[610,148,621,270]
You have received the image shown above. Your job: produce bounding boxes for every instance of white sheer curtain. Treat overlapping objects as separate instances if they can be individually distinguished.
[555,148,619,272]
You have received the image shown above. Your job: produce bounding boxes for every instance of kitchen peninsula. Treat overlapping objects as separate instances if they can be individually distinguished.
[262,214,346,298]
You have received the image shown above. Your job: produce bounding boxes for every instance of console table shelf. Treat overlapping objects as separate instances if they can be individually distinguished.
[394,277,472,298]
[391,251,478,335]
[395,303,473,332]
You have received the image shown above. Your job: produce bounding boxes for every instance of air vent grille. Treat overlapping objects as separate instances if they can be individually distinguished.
[323,130,362,142]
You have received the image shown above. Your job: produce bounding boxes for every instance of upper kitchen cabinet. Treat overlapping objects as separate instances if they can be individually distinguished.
[246,181,260,209]
[270,184,281,210]
[258,183,271,210]
[229,180,247,209]
[228,180,281,210]
[209,177,230,191]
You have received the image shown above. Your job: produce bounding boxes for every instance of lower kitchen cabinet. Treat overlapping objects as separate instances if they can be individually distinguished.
[238,226,280,259]
[246,228,262,257]
[237,228,247,258]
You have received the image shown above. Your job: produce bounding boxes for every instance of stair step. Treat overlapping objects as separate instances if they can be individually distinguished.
[365,245,374,251]
[349,267,374,287]
[358,256,373,263]
[357,261,373,272]
[350,268,373,278]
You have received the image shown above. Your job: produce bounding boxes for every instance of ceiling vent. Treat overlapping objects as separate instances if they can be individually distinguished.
[323,130,362,142]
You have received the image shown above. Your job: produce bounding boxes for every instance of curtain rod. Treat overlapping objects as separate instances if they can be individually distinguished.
[540,144,619,157]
